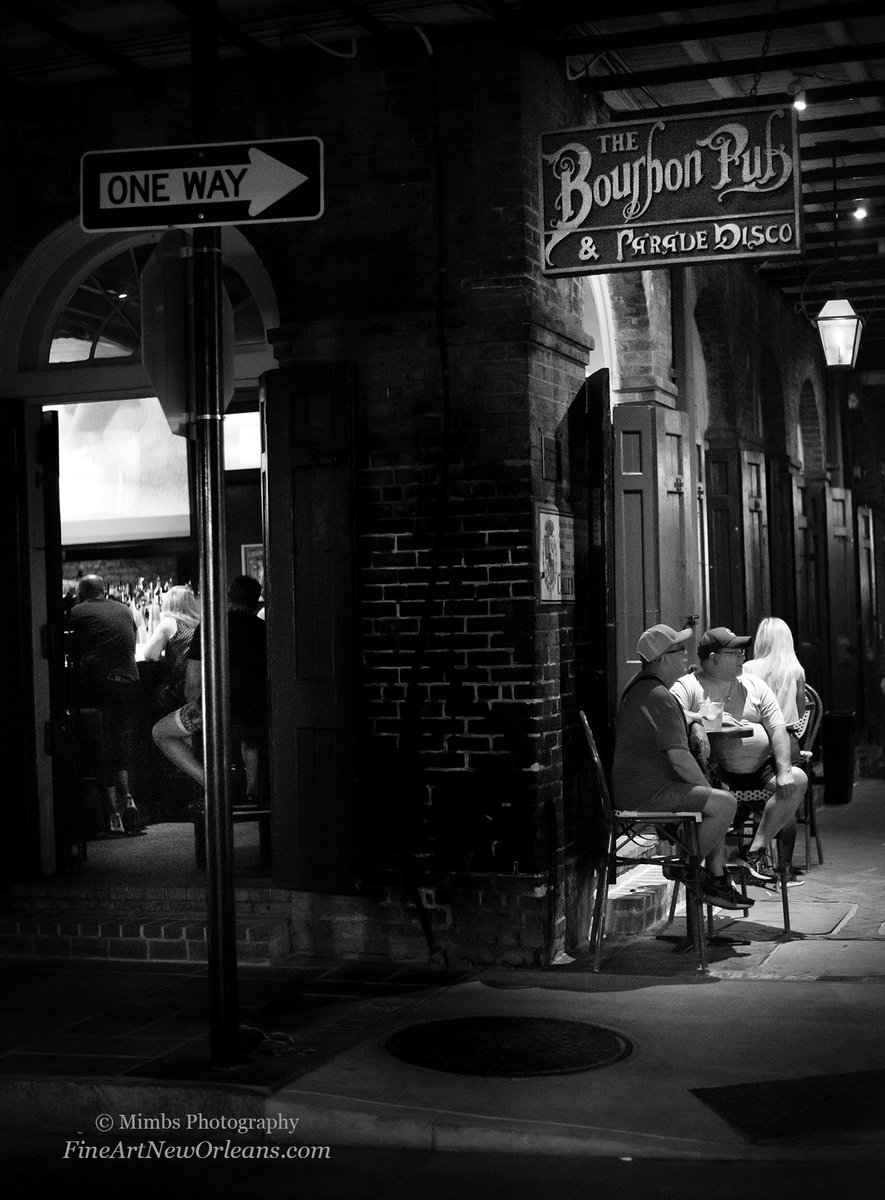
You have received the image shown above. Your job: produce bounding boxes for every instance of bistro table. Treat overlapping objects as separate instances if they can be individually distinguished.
[705,723,753,741]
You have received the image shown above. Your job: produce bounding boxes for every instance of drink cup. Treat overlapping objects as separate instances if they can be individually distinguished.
[700,700,724,731]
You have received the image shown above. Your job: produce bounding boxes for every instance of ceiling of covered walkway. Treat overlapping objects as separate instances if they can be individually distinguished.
[1,2,883,374]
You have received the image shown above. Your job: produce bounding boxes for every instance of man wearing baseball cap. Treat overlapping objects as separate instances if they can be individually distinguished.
[610,623,750,911]
[670,625,807,885]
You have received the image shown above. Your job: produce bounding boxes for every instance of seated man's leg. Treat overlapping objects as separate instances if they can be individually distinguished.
[646,782,746,909]
[152,702,205,788]
[748,765,807,853]
[698,788,737,876]
[643,782,736,877]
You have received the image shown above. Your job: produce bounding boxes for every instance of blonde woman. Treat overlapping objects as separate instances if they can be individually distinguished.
[742,616,807,885]
[139,585,201,712]
[743,616,806,728]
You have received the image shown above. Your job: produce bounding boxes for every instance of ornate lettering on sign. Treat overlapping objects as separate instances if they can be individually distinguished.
[540,106,802,275]
[697,112,793,200]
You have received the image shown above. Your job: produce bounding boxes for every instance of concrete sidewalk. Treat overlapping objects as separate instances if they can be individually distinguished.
[1,779,884,1164]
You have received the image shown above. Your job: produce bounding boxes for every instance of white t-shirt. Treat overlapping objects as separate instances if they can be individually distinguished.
[670,669,786,773]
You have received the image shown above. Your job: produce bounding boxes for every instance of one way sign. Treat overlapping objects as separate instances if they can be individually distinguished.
[81,136,323,232]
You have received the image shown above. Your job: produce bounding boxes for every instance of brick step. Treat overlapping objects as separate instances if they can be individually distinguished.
[605,864,679,936]
[0,911,292,964]
[6,882,293,918]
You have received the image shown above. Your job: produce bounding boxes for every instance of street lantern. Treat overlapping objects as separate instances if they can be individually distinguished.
[814,297,864,369]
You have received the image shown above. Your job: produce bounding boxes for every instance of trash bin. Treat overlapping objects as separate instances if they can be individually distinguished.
[821,710,856,805]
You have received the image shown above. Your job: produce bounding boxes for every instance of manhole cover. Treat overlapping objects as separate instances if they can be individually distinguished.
[384,1016,633,1077]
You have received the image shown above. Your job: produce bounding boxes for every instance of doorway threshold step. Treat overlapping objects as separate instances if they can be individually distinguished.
[0,912,292,964]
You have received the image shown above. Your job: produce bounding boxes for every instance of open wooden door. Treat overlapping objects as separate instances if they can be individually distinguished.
[3,405,68,879]
[583,369,616,758]
[0,403,48,882]
[262,364,358,893]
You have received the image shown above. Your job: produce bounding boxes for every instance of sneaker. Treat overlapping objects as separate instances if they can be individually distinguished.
[783,867,806,887]
[109,812,124,834]
[729,848,777,884]
[701,873,755,910]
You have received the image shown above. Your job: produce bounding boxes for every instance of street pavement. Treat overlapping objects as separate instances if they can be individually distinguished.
[1,777,884,1195]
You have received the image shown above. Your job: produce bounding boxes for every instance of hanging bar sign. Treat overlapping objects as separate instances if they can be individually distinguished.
[540,106,802,275]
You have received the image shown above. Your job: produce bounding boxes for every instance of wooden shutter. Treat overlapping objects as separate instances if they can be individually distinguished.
[793,476,828,691]
[857,504,877,734]
[612,404,692,696]
[741,448,771,628]
[705,444,744,630]
[826,486,859,710]
[766,457,797,626]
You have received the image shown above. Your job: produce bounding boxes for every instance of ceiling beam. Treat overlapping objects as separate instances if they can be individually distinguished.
[535,0,773,25]
[0,0,152,83]
[760,268,885,290]
[554,2,883,55]
[805,224,885,242]
[800,111,885,136]
[800,138,885,161]
[598,81,885,115]
[574,42,885,93]
[332,1,396,42]
[801,161,885,185]
[802,185,885,206]
[162,1,278,63]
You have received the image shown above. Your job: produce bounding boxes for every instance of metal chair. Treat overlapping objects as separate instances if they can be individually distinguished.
[795,684,824,867]
[725,790,792,936]
[579,710,711,973]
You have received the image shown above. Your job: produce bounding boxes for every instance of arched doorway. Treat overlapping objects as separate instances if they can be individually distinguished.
[0,221,278,881]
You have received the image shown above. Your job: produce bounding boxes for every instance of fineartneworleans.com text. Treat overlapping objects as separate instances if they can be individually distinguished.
[62,1140,331,1161]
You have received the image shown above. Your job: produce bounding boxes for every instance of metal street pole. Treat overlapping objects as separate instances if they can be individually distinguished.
[190,0,239,1067]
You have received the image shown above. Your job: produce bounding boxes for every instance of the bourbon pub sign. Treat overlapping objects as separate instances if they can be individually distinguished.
[540,106,802,275]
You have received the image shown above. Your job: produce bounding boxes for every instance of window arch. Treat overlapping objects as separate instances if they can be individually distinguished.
[0,219,278,397]
[49,243,150,363]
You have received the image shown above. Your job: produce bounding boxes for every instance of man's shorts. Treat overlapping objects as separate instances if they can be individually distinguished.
[716,759,777,791]
[640,781,712,812]
[173,698,203,736]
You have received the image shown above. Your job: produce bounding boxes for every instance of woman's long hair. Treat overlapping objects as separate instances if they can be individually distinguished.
[161,584,200,626]
[748,616,804,700]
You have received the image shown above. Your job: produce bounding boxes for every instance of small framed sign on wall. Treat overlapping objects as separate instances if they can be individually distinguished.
[537,504,576,604]
[241,543,264,586]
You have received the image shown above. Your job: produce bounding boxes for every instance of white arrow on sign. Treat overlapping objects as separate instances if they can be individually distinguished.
[98,147,308,216]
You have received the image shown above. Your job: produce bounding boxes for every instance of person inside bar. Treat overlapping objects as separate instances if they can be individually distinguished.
[150,575,267,806]
[137,583,201,714]
[67,573,141,834]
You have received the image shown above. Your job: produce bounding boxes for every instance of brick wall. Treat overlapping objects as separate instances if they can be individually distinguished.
[262,41,599,963]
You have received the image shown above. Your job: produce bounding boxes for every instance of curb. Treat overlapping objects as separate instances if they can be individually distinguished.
[5,1073,885,1164]
[268,1090,885,1163]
